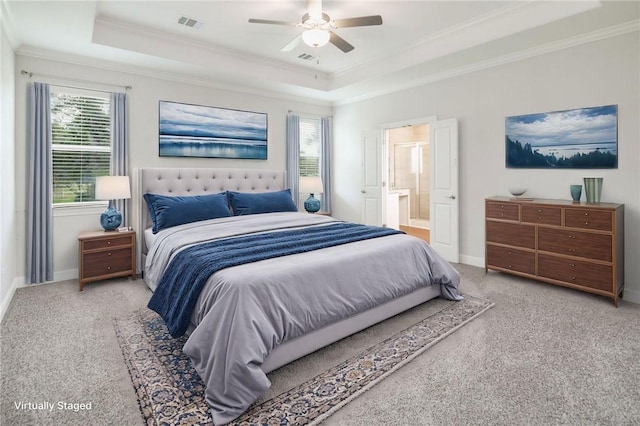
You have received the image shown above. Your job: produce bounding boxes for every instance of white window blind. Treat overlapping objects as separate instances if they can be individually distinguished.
[299,117,320,177]
[51,91,111,204]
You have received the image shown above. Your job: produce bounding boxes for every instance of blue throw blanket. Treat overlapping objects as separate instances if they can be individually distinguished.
[148,222,403,337]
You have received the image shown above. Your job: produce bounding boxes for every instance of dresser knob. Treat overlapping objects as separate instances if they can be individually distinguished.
[107,241,111,245]
[572,276,576,280]
[108,252,111,256]
[570,263,575,267]
[107,266,111,270]
[584,212,589,216]
[585,222,589,225]
[508,264,512,268]
[508,251,512,255]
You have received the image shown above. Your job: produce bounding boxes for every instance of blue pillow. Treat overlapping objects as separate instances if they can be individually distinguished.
[227,189,297,216]
[143,192,231,233]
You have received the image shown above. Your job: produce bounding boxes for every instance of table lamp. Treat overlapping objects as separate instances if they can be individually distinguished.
[299,176,324,213]
[95,176,131,231]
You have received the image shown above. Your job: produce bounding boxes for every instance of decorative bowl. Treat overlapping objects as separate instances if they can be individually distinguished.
[508,187,527,197]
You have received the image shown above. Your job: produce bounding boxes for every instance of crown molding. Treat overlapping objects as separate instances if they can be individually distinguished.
[14,16,638,108]
[331,0,601,90]
[92,16,331,92]
[15,46,333,107]
[333,19,639,106]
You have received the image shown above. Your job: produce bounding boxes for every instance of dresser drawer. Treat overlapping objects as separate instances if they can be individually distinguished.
[521,205,561,226]
[83,235,133,251]
[538,228,612,262]
[83,248,132,278]
[565,208,612,232]
[537,254,612,292]
[486,221,535,249]
[486,202,519,221]
[487,245,535,275]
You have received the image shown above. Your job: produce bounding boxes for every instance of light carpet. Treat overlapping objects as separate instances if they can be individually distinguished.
[115,295,493,425]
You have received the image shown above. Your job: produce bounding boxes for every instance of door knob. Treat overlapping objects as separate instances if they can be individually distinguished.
[361,190,366,193]
[448,195,456,199]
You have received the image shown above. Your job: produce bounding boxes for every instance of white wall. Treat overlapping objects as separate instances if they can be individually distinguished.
[333,32,640,303]
[0,12,17,321]
[13,55,331,283]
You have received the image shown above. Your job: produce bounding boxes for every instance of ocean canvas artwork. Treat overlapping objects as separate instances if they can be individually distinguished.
[506,105,617,169]
[159,101,267,159]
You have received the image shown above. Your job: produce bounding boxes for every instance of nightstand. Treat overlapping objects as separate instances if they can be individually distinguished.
[78,230,136,291]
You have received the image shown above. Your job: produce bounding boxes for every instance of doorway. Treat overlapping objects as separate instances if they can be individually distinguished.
[386,125,431,243]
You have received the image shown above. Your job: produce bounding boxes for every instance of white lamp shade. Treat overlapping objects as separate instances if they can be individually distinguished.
[302,29,330,47]
[95,176,131,200]
[299,176,324,194]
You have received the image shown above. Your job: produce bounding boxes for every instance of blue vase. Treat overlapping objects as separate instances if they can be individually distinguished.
[570,185,582,202]
[100,206,122,231]
[303,194,321,213]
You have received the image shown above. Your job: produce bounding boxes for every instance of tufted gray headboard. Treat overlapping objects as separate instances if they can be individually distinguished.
[137,167,287,255]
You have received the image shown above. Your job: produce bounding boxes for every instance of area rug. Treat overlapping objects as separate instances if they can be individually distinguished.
[115,295,493,425]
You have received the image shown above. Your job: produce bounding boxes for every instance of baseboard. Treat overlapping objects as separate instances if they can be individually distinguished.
[623,287,640,305]
[459,254,484,268]
[53,268,79,282]
[0,278,20,324]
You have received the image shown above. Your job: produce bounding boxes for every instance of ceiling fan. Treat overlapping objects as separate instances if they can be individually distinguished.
[248,0,383,53]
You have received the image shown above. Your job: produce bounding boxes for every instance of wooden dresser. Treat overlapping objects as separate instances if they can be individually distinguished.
[78,230,136,291]
[485,197,624,306]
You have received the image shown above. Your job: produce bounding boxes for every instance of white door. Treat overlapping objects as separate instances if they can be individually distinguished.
[361,130,383,226]
[429,118,459,262]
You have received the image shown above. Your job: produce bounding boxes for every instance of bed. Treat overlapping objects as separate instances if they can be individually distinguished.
[137,167,462,425]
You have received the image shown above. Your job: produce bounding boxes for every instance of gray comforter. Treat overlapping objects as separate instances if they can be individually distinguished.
[144,212,461,425]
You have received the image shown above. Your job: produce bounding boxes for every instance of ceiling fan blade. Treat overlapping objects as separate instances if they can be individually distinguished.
[248,18,297,26]
[332,15,383,28]
[329,31,354,53]
[281,35,302,52]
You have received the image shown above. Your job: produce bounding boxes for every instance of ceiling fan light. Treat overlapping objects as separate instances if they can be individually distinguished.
[302,28,330,47]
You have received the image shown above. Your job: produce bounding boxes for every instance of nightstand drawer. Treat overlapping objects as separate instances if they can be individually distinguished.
[83,235,132,251]
[83,248,132,278]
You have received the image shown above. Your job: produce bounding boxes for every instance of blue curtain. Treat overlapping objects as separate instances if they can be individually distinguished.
[26,82,53,284]
[320,116,332,214]
[286,113,300,206]
[110,92,129,227]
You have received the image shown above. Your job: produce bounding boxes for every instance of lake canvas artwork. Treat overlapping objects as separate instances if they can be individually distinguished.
[159,101,267,159]
[505,105,617,168]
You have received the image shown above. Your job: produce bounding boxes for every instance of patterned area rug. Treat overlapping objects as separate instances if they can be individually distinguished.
[115,295,493,425]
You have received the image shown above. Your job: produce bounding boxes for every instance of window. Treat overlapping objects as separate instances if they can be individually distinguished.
[51,90,111,204]
[299,117,320,178]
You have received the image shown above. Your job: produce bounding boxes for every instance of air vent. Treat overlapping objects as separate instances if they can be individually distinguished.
[177,15,204,29]
[297,53,316,61]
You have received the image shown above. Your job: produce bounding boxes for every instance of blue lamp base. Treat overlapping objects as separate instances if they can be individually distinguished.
[304,194,321,213]
[100,207,122,231]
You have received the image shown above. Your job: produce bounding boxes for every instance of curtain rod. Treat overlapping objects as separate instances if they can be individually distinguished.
[288,110,333,119]
[21,70,132,92]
